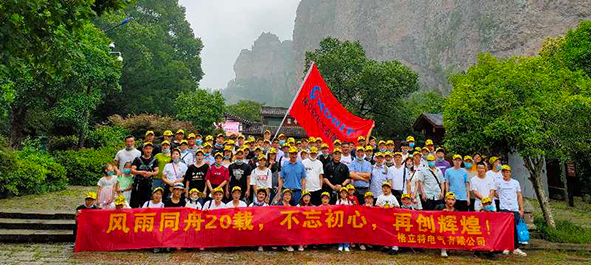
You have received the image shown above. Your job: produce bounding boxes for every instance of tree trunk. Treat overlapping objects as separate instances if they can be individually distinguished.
[524,155,556,229]
[560,162,574,207]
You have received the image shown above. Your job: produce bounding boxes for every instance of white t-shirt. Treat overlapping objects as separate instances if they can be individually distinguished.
[162,162,188,183]
[495,178,521,212]
[186,201,202,210]
[389,165,405,191]
[376,194,400,208]
[470,175,497,211]
[486,170,503,184]
[341,154,353,167]
[180,151,195,165]
[301,158,324,192]
[142,201,164,208]
[336,198,352,205]
[202,200,226,210]
[115,148,141,172]
[225,200,248,208]
[250,167,273,189]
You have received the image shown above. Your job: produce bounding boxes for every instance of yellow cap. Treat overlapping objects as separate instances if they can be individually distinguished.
[231,186,242,193]
[217,133,225,138]
[364,191,374,198]
[302,190,311,197]
[85,192,97,200]
[421,147,429,152]
[189,188,200,195]
[413,151,421,156]
[445,192,456,199]
[176,129,185,135]
[287,137,295,143]
[452,154,462,160]
[308,137,316,142]
[384,152,393,157]
[365,146,373,151]
[394,152,403,157]
[205,135,213,141]
[321,191,331,198]
[427,155,436,161]
[356,146,365,152]
[502,165,512,171]
[346,184,355,190]
[278,134,286,138]
[203,142,212,148]
[382,181,392,188]
[213,187,224,194]
[464,155,473,161]
[114,195,126,206]
[145,130,154,136]
[188,133,196,139]
[264,130,271,134]
[378,140,386,145]
[227,140,235,145]
[481,197,492,204]
[320,143,329,149]
[283,189,293,195]
[357,136,365,141]
[288,147,299,153]
[300,148,308,154]
[153,187,164,194]
[489,156,499,165]
[257,154,267,160]
[375,152,384,157]
[163,130,173,136]
[436,147,446,153]
[179,140,188,145]
[269,148,277,154]
[143,142,154,148]
[401,193,411,199]
[386,140,394,145]
[224,145,233,151]
[333,139,341,145]
[415,147,422,152]
[406,136,415,142]
[237,134,245,139]
[425,139,434,145]
[339,187,348,193]
[309,146,318,153]
[161,140,171,146]
[333,148,342,154]
[195,149,204,154]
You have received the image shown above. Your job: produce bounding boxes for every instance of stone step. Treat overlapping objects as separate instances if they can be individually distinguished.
[0,211,74,220]
[523,239,591,252]
[0,229,73,243]
[0,218,75,230]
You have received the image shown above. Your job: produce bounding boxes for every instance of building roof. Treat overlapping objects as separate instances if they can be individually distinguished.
[242,124,308,138]
[260,106,289,118]
[223,112,255,125]
[413,113,444,130]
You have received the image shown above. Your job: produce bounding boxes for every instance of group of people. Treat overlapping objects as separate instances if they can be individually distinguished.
[76,130,527,257]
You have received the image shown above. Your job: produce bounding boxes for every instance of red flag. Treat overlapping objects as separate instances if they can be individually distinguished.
[289,63,374,147]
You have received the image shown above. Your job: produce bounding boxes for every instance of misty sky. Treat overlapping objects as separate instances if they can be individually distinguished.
[179,0,301,90]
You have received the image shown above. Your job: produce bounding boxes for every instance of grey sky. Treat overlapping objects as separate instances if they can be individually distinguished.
[179,0,300,90]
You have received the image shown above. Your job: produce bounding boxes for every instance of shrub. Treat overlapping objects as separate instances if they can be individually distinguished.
[108,114,198,140]
[535,215,591,244]
[48,135,79,151]
[86,124,129,149]
[53,145,120,186]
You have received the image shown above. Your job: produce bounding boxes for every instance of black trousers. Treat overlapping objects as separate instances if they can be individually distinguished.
[454,200,469,211]
[423,199,444,210]
[392,190,403,205]
[354,188,368,205]
[310,190,323,206]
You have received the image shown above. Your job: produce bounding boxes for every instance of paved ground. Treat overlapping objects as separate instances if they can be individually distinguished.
[1,243,591,265]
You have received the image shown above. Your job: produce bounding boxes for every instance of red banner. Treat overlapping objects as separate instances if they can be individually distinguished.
[289,64,374,147]
[74,206,514,252]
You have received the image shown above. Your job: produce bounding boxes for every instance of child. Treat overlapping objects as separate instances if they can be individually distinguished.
[142,187,165,208]
[250,188,269,207]
[346,184,360,205]
[363,192,375,207]
[186,188,203,210]
[74,192,97,247]
[275,189,296,252]
[376,182,400,255]
[97,164,119,209]
[202,187,226,210]
[440,192,457,258]
[118,162,133,205]
[225,186,248,208]
[113,195,130,210]
[400,193,415,210]
[320,192,331,206]
[299,191,313,207]
[336,187,352,252]
[480,197,495,212]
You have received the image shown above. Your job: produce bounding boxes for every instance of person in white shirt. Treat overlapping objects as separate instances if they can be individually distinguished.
[142,187,165,208]
[486,156,504,209]
[340,142,353,167]
[225,186,248,208]
[162,148,188,197]
[185,188,203,210]
[495,165,527,257]
[108,195,131,210]
[250,154,272,204]
[179,140,195,165]
[202,187,226,210]
[419,155,445,210]
[301,147,324,205]
[114,136,141,173]
[470,162,496,211]
[389,152,406,202]
[375,181,400,255]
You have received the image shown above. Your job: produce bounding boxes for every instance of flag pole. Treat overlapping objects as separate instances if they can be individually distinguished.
[272,62,315,141]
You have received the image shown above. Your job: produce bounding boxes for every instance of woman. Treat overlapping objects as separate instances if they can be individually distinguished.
[164,183,186,207]
[404,156,423,210]
[162,148,188,198]
[153,140,172,190]
[268,149,281,204]
[142,187,165,208]
[222,146,233,168]
[250,154,272,204]
[202,187,226,210]
[225,186,247,208]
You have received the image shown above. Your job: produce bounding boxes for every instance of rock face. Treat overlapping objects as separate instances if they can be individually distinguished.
[223,32,297,106]
[293,0,591,94]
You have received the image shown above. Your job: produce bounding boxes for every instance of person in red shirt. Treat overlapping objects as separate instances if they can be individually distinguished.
[346,184,360,205]
[206,153,229,201]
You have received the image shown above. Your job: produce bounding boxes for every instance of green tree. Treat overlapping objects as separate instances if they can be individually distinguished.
[94,0,204,118]
[225,100,263,122]
[175,89,225,135]
[304,38,420,137]
[445,53,591,228]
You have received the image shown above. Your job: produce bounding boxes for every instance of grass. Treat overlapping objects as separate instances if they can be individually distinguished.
[529,197,591,244]
[0,186,95,213]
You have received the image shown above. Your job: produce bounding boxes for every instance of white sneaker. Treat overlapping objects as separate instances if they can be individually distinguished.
[199,248,204,251]
[391,246,399,251]
[338,246,343,252]
[441,249,448,257]
[344,246,350,252]
[513,248,527,257]
[359,245,366,251]
[502,249,510,255]
[285,246,294,252]
[258,246,263,252]
[298,246,304,252]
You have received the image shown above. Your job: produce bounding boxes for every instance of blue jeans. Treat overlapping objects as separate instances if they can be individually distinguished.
[283,189,301,206]
[500,209,520,249]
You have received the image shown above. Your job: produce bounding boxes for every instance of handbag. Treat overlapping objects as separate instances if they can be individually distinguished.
[517,218,530,244]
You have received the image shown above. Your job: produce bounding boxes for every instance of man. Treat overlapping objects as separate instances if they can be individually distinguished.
[377,140,387,153]
[400,141,410,161]
[435,148,451,175]
[114,136,141,173]
[205,135,214,146]
[444,154,470,211]
[495,165,527,257]
[185,149,209,199]
[384,152,394,167]
[487,156,504,209]
[143,131,161,155]
[318,143,332,166]
[419,155,444,210]
[323,148,351,204]
[187,133,199,154]
[357,136,366,148]
[277,133,287,146]
[349,146,372,205]
[277,147,306,205]
[406,136,415,149]
[263,130,272,141]
[237,134,246,148]
[173,129,185,148]
[389,152,406,202]
[194,134,204,149]
[228,148,252,201]
[470,162,496,211]
[365,146,375,165]
[340,142,353,167]
[368,153,392,198]
[440,192,457,258]
[333,139,342,150]
[412,151,426,172]
[386,140,395,153]
[279,143,290,167]
[425,139,435,155]
[130,142,159,208]
[302,147,324,205]
[162,130,174,147]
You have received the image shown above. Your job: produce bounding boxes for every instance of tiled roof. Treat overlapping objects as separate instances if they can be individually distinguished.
[413,113,444,129]
[223,112,256,125]
[260,106,288,118]
[242,124,307,138]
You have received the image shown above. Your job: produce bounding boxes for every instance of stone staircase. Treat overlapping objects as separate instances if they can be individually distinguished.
[0,211,75,243]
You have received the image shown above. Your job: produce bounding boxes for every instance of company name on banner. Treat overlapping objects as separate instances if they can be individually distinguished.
[74,206,514,252]
[303,86,348,143]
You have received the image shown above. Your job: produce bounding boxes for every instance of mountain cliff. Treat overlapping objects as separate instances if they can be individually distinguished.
[293,0,591,94]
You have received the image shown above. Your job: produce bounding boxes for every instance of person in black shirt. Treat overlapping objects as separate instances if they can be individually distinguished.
[228,149,252,202]
[74,192,97,246]
[185,149,209,199]
[130,142,159,208]
[323,148,351,204]
[164,183,186,207]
